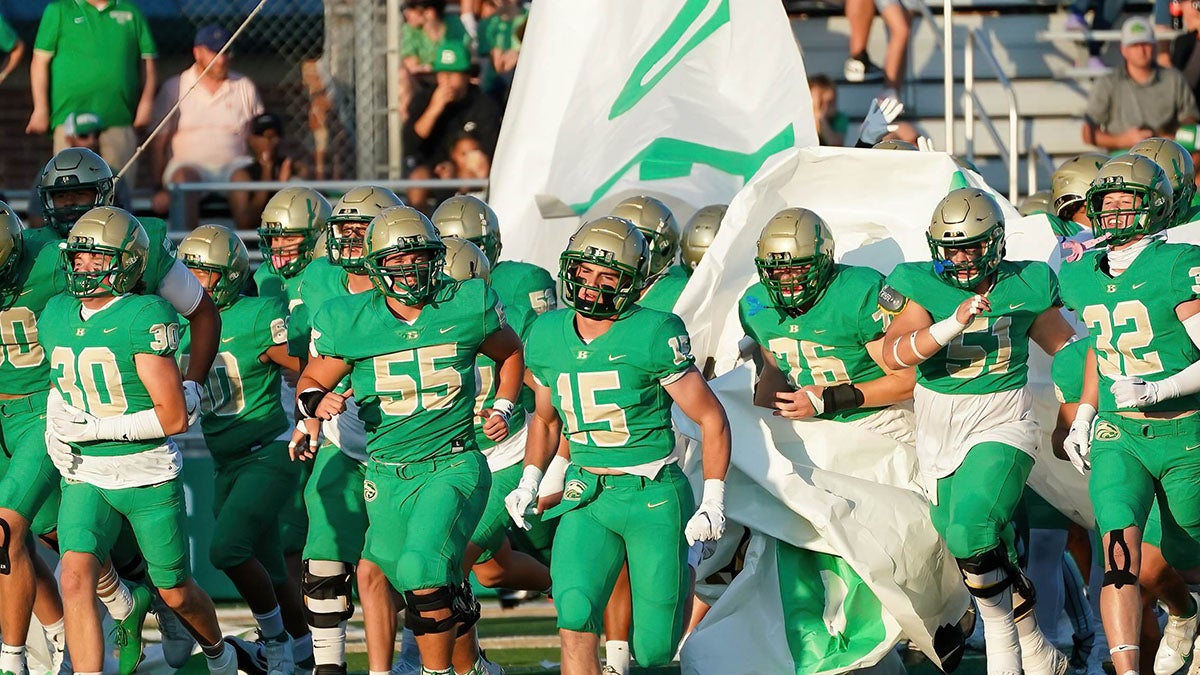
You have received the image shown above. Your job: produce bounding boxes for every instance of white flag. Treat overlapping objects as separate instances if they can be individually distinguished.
[489,0,817,272]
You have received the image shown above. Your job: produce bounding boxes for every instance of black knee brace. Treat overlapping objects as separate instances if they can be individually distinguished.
[1103,530,1138,589]
[402,583,480,637]
[302,560,355,628]
[956,546,1015,599]
[0,515,11,575]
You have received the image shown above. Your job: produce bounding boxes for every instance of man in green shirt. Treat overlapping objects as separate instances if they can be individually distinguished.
[0,12,24,87]
[26,0,157,188]
[400,0,472,76]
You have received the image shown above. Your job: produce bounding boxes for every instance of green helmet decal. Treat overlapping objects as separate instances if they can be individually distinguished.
[559,216,650,319]
[178,224,251,308]
[60,207,149,297]
[327,185,405,272]
[363,206,446,304]
[754,207,836,312]
[681,204,726,270]
[1086,154,1174,245]
[37,148,116,237]
[258,186,333,278]
[1128,137,1196,226]
[432,195,502,264]
[927,188,1006,289]
[442,237,492,283]
[610,195,679,278]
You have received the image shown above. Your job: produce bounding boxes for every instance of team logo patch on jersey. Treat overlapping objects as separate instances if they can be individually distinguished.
[576,350,590,360]
[363,480,378,502]
[563,479,586,502]
[1094,420,1120,441]
[744,295,766,317]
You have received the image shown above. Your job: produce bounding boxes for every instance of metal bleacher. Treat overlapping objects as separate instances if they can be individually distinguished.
[790,0,1162,196]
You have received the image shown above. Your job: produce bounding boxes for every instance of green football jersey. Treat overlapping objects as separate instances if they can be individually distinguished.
[47,215,176,294]
[637,264,689,313]
[0,238,66,396]
[472,260,555,451]
[1060,239,1200,412]
[739,265,887,422]
[524,305,695,468]
[312,278,504,463]
[884,260,1060,395]
[180,295,290,463]
[254,262,310,356]
[296,257,358,415]
[1051,338,1090,405]
[39,293,180,457]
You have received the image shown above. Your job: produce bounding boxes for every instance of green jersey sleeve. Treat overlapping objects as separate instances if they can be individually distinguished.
[853,268,888,344]
[0,14,18,53]
[256,296,290,353]
[649,311,695,383]
[33,4,60,54]
[138,217,178,294]
[129,298,181,357]
[1167,243,1200,302]
[1051,339,1089,405]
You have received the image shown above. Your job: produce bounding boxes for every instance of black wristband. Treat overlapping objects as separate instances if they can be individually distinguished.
[297,388,328,419]
[822,383,865,414]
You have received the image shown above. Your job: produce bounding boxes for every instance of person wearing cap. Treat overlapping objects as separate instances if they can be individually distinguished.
[25,0,157,187]
[1083,17,1199,151]
[149,25,265,230]
[26,112,132,228]
[400,0,473,75]
[0,10,24,87]
[403,42,500,210]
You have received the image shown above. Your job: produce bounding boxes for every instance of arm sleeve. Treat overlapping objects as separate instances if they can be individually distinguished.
[310,305,337,358]
[1043,264,1063,310]
[651,315,696,384]
[482,283,506,337]
[135,8,157,57]
[156,260,205,316]
[33,5,59,54]
[857,273,887,342]
[257,298,289,352]
[130,300,182,356]
[0,15,18,53]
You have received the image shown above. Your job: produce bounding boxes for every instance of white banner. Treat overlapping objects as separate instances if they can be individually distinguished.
[489,0,817,273]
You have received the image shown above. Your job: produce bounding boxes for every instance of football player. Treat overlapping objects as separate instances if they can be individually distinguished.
[40,207,236,675]
[178,224,310,675]
[881,188,1075,675]
[680,205,726,273]
[292,185,404,675]
[1128,137,1198,228]
[741,207,915,440]
[297,206,524,675]
[611,195,688,312]
[1017,190,1053,217]
[1059,155,1200,675]
[1049,152,1109,237]
[504,216,731,674]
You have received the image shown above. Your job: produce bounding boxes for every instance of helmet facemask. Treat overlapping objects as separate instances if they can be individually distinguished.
[928,227,1004,290]
[1087,183,1168,246]
[42,181,114,237]
[327,216,371,273]
[61,239,142,297]
[365,242,446,304]
[559,252,643,320]
[755,251,832,312]
[259,226,319,278]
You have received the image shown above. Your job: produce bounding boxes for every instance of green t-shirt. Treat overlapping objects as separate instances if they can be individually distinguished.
[739,265,887,422]
[1051,338,1090,405]
[0,237,66,396]
[254,262,309,355]
[180,295,290,464]
[478,11,526,53]
[472,260,556,451]
[884,260,1060,395]
[0,14,19,53]
[1060,239,1200,412]
[312,278,504,463]
[524,306,695,468]
[400,15,472,67]
[33,0,157,129]
[40,293,179,457]
[638,264,689,313]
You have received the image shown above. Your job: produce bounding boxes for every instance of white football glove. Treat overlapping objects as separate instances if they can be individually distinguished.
[51,403,102,443]
[857,96,904,146]
[1063,403,1097,475]
[182,380,204,427]
[44,389,79,473]
[1110,376,1162,409]
[505,465,543,531]
[916,136,936,152]
[684,479,727,546]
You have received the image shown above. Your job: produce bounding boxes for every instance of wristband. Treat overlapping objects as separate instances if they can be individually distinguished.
[929,315,969,346]
[539,455,569,497]
[297,388,328,419]
[490,397,515,422]
[822,383,864,414]
[1074,402,1097,428]
[700,479,725,507]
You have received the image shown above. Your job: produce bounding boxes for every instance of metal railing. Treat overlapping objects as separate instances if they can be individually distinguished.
[1025,143,1056,196]
[166,178,490,229]
[909,0,954,154]
[963,27,1020,203]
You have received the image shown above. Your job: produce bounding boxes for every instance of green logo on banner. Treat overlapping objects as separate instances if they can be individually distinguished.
[569,0,795,215]
[776,543,888,671]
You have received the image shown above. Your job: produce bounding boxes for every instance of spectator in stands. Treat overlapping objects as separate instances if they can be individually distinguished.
[403,42,501,210]
[26,0,157,187]
[843,0,911,97]
[400,0,474,126]
[1082,17,1199,151]
[478,0,527,102]
[26,112,131,228]
[1171,0,1200,102]
[226,112,306,230]
[150,25,265,230]
[0,11,24,87]
[433,132,491,200]
[809,74,849,146]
